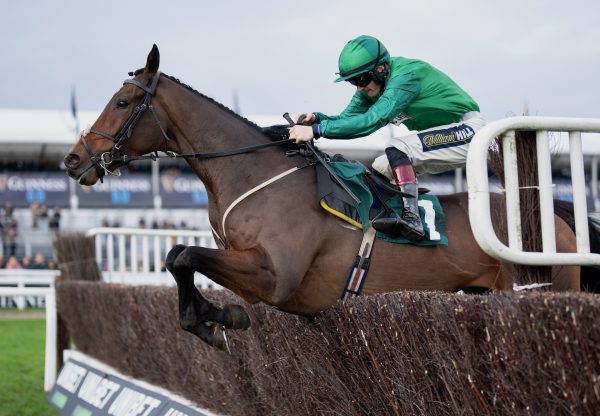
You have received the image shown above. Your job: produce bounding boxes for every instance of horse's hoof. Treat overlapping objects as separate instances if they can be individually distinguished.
[211,325,230,354]
[165,244,187,273]
[223,304,251,330]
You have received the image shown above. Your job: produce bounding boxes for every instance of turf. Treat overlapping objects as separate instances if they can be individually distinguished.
[0,319,58,416]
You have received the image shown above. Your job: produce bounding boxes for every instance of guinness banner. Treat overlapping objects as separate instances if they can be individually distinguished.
[1,171,589,209]
[0,172,70,208]
[76,174,154,208]
[159,170,208,208]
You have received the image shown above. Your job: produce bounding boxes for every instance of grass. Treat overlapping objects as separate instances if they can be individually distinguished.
[0,318,58,416]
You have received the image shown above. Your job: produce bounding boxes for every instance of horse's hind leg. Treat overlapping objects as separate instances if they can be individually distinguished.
[165,245,251,351]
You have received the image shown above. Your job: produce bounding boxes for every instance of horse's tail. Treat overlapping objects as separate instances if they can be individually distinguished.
[553,199,600,292]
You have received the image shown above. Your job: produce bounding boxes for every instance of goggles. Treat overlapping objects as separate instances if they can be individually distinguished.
[347,71,373,87]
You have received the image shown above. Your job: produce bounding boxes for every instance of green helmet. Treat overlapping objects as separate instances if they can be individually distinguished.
[335,35,390,83]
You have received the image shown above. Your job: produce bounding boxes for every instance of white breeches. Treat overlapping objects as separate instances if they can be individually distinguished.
[372,112,486,178]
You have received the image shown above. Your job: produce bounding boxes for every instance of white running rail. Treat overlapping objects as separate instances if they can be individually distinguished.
[467,116,600,266]
[85,227,220,287]
[0,270,59,391]
[0,269,58,309]
[0,270,60,391]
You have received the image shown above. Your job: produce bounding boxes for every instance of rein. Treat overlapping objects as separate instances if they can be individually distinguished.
[79,71,296,181]
[120,138,297,163]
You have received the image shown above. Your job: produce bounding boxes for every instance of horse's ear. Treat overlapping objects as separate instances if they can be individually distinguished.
[145,44,160,74]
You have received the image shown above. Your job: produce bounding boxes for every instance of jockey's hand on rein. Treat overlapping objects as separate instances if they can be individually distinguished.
[296,112,315,125]
[289,125,314,144]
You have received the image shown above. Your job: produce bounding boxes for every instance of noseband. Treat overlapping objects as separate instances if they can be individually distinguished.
[79,71,171,181]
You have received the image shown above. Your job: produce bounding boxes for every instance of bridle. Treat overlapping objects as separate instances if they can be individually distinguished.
[79,70,172,182]
[73,71,356,248]
[76,70,295,183]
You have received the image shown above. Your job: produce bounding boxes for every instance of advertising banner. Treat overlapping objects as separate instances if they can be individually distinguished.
[48,358,209,416]
[76,174,154,208]
[159,170,208,208]
[3,170,588,210]
[0,172,70,208]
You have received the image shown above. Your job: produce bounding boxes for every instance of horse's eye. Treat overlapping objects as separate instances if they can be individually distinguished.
[116,100,129,109]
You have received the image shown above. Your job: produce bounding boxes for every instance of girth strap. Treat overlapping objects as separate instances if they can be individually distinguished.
[341,225,377,300]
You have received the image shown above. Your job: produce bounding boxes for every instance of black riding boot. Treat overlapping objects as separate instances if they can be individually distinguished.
[372,148,424,242]
[373,182,425,242]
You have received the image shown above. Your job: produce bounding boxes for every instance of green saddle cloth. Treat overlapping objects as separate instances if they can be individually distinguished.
[320,157,448,246]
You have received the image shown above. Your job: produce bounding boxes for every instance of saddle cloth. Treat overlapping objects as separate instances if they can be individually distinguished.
[316,154,448,246]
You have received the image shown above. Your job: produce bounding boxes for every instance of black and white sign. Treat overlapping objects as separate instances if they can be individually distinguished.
[48,358,209,416]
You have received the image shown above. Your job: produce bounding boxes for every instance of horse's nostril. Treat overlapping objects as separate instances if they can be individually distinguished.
[64,153,81,168]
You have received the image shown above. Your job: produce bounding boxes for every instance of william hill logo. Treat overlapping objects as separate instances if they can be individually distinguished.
[419,125,475,151]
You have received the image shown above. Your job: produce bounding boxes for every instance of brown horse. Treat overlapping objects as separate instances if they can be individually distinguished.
[64,45,583,350]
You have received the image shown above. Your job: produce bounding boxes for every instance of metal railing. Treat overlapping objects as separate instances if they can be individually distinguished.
[0,269,59,391]
[85,227,220,287]
[467,116,600,266]
[0,269,59,309]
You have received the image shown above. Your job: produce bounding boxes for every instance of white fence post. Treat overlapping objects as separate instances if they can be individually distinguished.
[502,130,523,251]
[535,130,556,253]
[569,131,591,253]
[44,289,57,391]
[466,116,600,266]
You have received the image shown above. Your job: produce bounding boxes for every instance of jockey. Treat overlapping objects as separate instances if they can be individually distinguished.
[289,35,484,243]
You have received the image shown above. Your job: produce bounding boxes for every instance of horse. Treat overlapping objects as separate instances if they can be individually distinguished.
[63,45,588,351]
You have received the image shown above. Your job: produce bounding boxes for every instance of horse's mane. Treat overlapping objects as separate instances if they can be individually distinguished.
[161,73,263,131]
[132,68,292,144]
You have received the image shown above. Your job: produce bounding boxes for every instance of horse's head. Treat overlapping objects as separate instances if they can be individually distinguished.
[64,45,172,185]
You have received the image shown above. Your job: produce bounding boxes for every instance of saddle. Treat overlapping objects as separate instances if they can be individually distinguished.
[315,153,448,246]
[259,124,447,246]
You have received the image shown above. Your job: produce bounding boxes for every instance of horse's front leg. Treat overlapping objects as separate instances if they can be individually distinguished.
[165,244,273,350]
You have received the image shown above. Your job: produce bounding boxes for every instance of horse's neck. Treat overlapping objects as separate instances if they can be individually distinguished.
[161,81,293,216]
